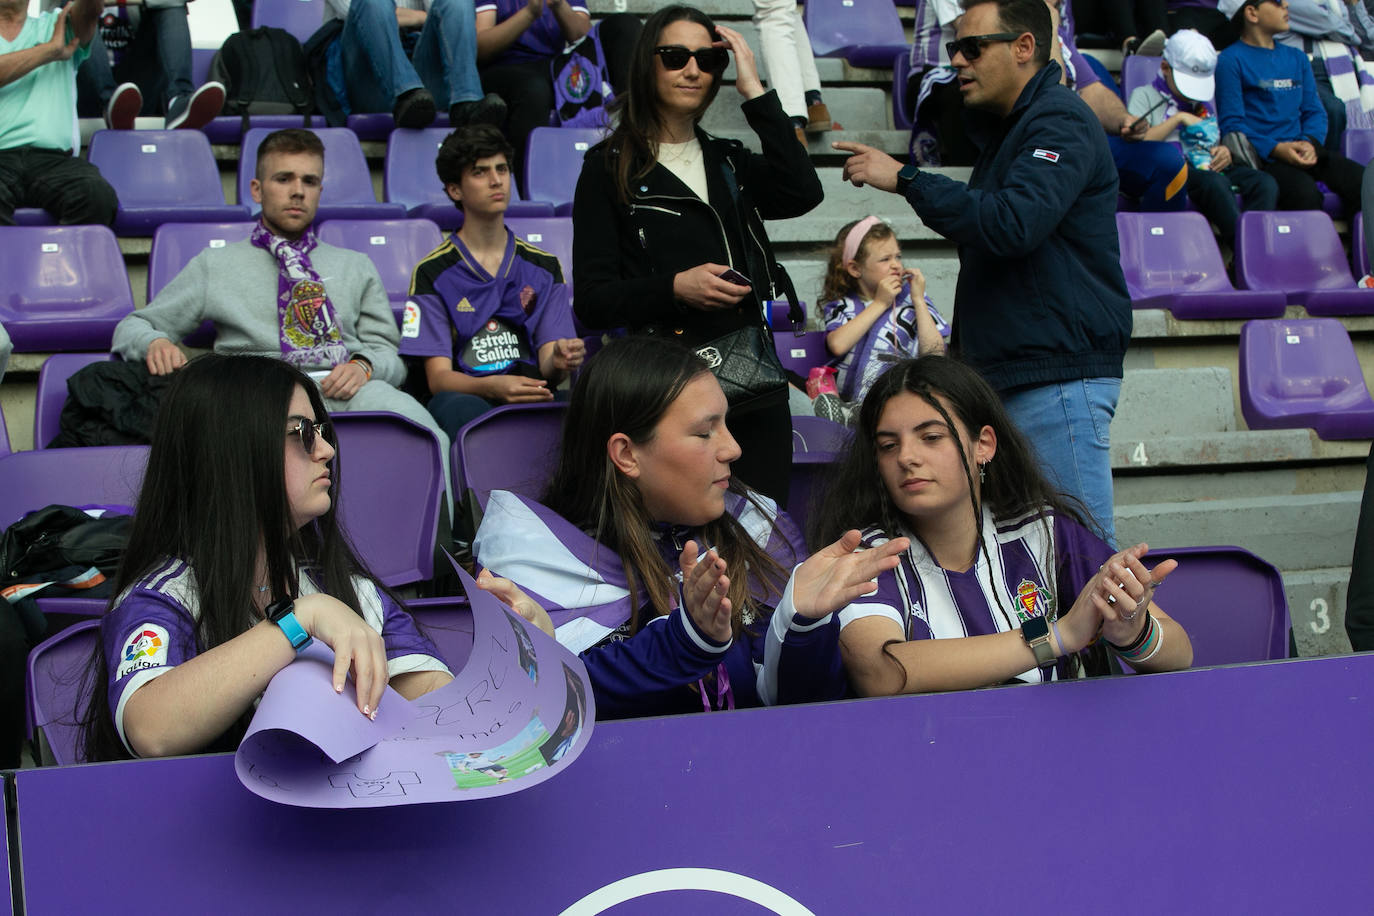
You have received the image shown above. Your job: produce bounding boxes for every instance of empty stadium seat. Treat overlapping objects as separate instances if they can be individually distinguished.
[87,130,251,235]
[1120,55,1161,102]
[33,353,114,449]
[251,0,324,42]
[1139,545,1289,666]
[453,403,566,523]
[26,619,99,766]
[1116,211,1285,319]
[316,218,443,319]
[803,0,908,67]
[0,446,147,530]
[383,128,555,229]
[1239,317,1374,440]
[238,127,406,221]
[332,411,446,587]
[767,300,809,331]
[792,415,851,453]
[0,226,135,352]
[1235,210,1374,315]
[523,128,608,216]
[774,329,831,378]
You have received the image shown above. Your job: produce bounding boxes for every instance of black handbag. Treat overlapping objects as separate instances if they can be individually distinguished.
[694,324,790,413]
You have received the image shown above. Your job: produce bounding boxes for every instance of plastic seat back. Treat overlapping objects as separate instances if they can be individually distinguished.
[0,226,134,352]
[26,620,100,766]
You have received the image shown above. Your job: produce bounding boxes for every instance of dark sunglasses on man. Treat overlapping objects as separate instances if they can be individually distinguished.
[289,417,330,454]
[945,32,1025,62]
[654,45,730,74]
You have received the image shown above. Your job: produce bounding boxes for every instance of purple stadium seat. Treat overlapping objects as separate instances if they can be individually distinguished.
[802,0,908,67]
[1238,317,1374,439]
[316,218,443,320]
[523,128,608,216]
[792,415,851,453]
[238,127,406,221]
[1343,128,1374,166]
[1140,545,1288,666]
[775,330,832,378]
[453,402,567,515]
[505,216,574,288]
[347,111,454,142]
[1116,211,1286,318]
[1234,210,1374,315]
[383,128,555,229]
[0,226,135,352]
[13,209,54,226]
[88,130,251,234]
[147,221,255,348]
[34,353,114,449]
[0,446,147,531]
[1356,211,1370,279]
[1120,55,1161,102]
[26,619,100,766]
[203,114,320,147]
[767,300,810,331]
[892,52,914,131]
[0,406,9,458]
[789,450,839,538]
[252,0,324,42]
[332,411,445,587]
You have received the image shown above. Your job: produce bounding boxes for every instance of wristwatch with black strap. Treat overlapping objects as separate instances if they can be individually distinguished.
[895,162,921,196]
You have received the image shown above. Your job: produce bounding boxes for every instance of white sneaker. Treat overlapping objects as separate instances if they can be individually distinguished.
[1357,274,1374,289]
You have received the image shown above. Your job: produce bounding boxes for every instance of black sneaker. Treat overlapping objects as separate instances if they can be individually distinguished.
[450,93,507,128]
[394,87,437,129]
[166,81,225,130]
[104,82,142,130]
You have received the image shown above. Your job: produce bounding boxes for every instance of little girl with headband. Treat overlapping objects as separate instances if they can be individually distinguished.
[814,216,947,425]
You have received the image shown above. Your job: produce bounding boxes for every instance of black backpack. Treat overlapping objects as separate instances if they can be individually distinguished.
[210,26,314,117]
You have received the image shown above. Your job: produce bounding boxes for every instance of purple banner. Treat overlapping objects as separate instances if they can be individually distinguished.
[234,562,594,807]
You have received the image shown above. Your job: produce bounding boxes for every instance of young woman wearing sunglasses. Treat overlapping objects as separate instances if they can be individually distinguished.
[570,4,823,509]
[80,354,454,760]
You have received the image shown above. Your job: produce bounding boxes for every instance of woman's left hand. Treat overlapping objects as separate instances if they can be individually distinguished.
[714,25,764,100]
[477,568,556,637]
[1093,543,1178,646]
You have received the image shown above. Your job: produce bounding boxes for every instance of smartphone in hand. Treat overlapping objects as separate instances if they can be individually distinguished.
[718,268,752,286]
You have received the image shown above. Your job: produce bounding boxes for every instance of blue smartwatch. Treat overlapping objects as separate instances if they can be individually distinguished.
[266,597,312,653]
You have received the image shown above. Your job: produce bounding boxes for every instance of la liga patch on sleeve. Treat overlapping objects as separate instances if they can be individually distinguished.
[1032,148,1061,163]
[401,300,421,338]
[117,623,170,679]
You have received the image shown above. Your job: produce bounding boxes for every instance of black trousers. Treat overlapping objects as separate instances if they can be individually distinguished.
[0,146,118,226]
[1264,148,1365,214]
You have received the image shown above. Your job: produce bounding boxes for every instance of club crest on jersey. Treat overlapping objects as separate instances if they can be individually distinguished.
[1032,148,1060,163]
[1014,579,1051,622]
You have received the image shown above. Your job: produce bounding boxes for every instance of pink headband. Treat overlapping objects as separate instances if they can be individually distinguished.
[842,216,883,266]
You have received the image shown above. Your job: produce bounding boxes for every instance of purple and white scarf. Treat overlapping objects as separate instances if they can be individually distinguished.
[251,222,348,370]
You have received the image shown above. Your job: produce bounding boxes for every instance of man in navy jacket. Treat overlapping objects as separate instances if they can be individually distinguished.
[836,0,1131,544]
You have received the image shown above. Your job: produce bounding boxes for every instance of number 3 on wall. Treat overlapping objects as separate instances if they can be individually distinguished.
[1310,598,1330,635]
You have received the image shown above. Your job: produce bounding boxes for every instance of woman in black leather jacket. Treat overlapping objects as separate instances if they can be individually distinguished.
[571,3,823,506]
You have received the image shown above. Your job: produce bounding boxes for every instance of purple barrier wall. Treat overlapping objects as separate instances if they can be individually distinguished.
[13,654,1374,913]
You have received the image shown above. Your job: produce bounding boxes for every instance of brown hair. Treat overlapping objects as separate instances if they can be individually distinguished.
[818,219,898,315]
[255,128,325,180]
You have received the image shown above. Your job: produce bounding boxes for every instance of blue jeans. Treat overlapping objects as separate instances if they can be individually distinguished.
[427,391,499,442]
[76,8,194,116]
[338,0,481,113]
[1000,377,1120,546]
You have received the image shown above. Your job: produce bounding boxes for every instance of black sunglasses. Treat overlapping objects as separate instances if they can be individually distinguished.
[288,417,330,454]
[654,45,729,73]
[946,32,1025,62]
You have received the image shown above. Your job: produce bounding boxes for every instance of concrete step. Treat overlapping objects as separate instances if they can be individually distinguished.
[701,86,890,132]
[1284,567,1353,657]
[1114,465,1368,507]
[1115,491,1360,574]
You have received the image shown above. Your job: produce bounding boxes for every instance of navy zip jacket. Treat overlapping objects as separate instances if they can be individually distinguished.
[903,61,1131,393]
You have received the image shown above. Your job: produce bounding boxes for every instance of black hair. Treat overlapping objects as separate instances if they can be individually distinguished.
[79,354,383,761]
[542,336,794,635]
[959,0,1053,67]
[602,5,725,205]
[435,124,516,205]
[255,128,325,181]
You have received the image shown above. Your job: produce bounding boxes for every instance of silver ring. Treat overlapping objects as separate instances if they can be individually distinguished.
[1122,607,1138,620]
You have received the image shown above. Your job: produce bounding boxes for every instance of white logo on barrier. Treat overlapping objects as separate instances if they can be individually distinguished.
[1150,227,1164,236]
[1278,225,1291,234]
[40,243,59,253]
[575,142,589,151]
[559,868,816,916]
[141,144,157,153]
[1286,335,1300,344]
[370,236,387,246]
[528,233,543,242]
